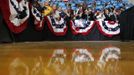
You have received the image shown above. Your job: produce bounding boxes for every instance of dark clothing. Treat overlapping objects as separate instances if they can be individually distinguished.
[88,12,95,20]
[110,14,116,21]
[104,14,111,21]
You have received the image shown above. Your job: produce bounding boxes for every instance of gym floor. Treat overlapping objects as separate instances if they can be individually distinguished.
[0,41,134,75]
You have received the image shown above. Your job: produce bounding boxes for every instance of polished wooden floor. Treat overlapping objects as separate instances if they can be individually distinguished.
[0,41,134,75]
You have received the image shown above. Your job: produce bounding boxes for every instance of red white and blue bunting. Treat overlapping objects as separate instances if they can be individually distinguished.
[96,20,120,37]
[45,16,68,36]
[31,6,45,31]
[97,46,120,68]
[48,49,66,66]
[1,0,30,33]
[0,0,121,37]
[100,46,120,62]
[70,19,95,35]
[72,48,94,63]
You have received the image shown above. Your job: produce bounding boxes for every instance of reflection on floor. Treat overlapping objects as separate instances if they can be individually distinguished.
[0,41,134,75]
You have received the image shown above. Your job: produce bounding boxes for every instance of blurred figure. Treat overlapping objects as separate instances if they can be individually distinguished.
[104,9,111,21]
[87,8,95,20]
[42,1,53,16]
[32,0,44,13]
[94,9,105,21]
[32,0,133,20]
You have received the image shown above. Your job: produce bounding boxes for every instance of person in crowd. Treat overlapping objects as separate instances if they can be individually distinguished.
[65,4,75,20]
[31,0,133,21]
[75,5,83,19]
[104,9,111,21]
[42,0,53,16]
[94,8,105,21]
[108,7,117,21]
[88,8,95,20]
[32,0,44,13]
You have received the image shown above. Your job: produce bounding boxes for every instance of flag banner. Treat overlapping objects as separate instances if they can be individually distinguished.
[45,16,67,36]
[31,6,45,31]
[48,49,66,66]
[96,21,120,37]
[70,19,95,35]
[1,0,30,33]
[0,0,133,37]
[72,48,94,63]
[97,46,120,68]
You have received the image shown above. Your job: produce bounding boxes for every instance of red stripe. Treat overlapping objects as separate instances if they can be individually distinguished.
[45,16,68,36]
[70,20,95,36]
[0,0,28,33]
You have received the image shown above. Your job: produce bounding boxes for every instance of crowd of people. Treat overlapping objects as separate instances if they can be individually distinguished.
[31,0,133,21]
